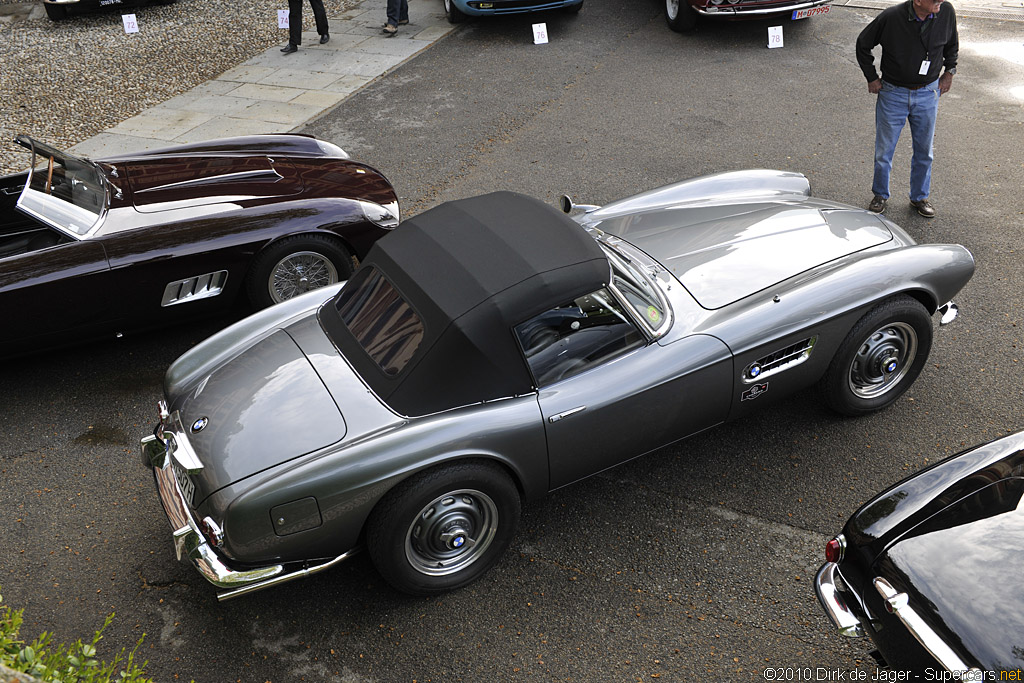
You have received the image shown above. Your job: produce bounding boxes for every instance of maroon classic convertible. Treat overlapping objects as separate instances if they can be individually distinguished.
[0,134,399,357]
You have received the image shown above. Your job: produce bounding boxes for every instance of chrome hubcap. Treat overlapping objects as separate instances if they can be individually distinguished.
[666,0,679,18]
[405,489,498,577]
[269,251,338,303]
[848,322,918,399]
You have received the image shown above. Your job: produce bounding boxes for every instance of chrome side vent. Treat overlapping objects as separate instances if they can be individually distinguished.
[161,270,229,307]
[743,336,816,383]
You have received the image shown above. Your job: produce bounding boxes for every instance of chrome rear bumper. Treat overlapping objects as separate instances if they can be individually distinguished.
[141,433,286,594]
[814,562,866,637]
[142,426,359,601]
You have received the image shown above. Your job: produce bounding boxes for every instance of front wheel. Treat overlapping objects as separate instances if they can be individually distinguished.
[246,234,353,309]
[366,461,521,595]
[665,0,697,32]
[820,295,933,416]
[443,0,466,23]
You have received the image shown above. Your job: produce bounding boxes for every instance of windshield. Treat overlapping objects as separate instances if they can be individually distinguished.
[600,241,669,335]
[15,136,106,237]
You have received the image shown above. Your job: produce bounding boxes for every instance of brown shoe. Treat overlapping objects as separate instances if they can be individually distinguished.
[382,23,397,34]
[910,198,936,218]
[868,195,886,213]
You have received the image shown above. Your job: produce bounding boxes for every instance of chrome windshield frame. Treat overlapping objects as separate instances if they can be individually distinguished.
[597,237,674,340]
[14,135,109,240]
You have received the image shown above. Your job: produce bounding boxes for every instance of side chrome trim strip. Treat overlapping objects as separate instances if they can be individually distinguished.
[133,168,283,194]
[814,562,866,638]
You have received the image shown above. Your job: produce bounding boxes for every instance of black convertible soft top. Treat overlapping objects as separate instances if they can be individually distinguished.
[322,191,610,416]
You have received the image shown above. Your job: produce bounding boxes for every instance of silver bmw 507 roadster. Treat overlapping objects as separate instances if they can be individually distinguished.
[141,170,974,600]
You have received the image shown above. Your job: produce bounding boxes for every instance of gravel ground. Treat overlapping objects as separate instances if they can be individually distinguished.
[0,0,357,174]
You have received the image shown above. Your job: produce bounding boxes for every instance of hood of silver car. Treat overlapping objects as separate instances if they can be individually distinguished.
[592,202,893,309]
[179,329,346,495]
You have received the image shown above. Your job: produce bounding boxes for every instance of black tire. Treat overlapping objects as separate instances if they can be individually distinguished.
[366,460,521,596]
[443,0,466,23]
[246,233,353,309]
[44,2,68,19]
[664,0,697,32]
[820,295,933,416]
[565,0,583,13]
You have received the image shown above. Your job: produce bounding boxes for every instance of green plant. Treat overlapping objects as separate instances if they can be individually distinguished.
[0,588,152,683]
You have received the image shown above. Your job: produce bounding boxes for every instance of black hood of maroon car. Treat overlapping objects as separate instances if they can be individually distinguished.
[872,476,1024,671]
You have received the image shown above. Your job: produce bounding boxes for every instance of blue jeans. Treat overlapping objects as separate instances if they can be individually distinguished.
[386,0,408,25]
[873,79,940,203]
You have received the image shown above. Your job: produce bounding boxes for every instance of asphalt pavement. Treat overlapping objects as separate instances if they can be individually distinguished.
[1,0,1023,681]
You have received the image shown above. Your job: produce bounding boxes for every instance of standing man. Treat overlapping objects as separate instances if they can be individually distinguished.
[281,0,330,54]
[856,0,958,218]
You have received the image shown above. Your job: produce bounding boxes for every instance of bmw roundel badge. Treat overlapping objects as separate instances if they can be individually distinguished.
[191,417,209,433]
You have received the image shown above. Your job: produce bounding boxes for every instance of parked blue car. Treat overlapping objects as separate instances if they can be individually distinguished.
[442,0,583,22]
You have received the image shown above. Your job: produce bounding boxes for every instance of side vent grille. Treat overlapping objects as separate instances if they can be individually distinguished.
[161,270,229,307]
[743,336,816,383]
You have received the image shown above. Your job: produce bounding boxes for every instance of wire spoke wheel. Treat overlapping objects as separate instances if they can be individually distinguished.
[269,250,339,304]
[405,489,499,577]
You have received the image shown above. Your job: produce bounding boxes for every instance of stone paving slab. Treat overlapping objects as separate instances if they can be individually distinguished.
[69,0,455,156]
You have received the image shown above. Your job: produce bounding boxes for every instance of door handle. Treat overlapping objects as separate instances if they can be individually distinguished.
[548,406,586,423]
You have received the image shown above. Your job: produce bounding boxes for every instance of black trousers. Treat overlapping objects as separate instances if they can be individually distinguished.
[288,0,328,45]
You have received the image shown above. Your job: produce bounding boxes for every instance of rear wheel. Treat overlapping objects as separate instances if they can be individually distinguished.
[246,234,353,308]
[366,461,521,595]
[821,295,933,416]
[443,0,466,23]
[665,0,697,32]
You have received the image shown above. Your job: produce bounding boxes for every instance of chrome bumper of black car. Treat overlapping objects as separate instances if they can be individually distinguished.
[814,562,866,637]
[141,417,358,601]
[872,578,979,674]
[816,562,980,673]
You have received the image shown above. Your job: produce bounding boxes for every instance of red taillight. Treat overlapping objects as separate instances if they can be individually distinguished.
[824,536,845,563]
[200,517,224,548]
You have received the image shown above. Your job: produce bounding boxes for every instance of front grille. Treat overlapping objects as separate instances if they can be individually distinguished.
[743,336,816,382]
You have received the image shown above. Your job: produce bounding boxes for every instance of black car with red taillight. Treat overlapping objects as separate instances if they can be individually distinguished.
[815,429,1024,673]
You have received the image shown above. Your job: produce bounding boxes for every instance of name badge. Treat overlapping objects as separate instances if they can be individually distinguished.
[919,59,931,75]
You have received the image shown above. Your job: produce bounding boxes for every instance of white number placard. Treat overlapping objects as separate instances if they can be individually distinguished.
[278,9,290,28]
[122,13,138,33]
[533,22,548,45]
[767,25,783,48]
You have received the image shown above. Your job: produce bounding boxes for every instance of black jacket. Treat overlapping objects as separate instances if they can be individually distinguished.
[856,0,958,88]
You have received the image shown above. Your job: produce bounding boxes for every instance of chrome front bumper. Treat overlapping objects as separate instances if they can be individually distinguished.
[697,0,828,17]
[141,433,286,596]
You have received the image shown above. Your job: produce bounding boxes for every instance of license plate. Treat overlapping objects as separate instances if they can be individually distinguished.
[173,462,196,508]
[792,4,829,19]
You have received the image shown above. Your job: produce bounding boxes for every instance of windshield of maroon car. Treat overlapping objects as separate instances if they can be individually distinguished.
[18,143,105,236]
[335,266,424,376]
